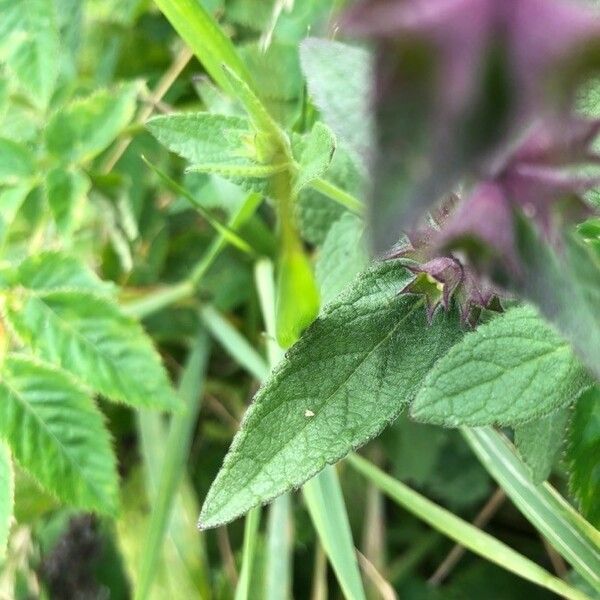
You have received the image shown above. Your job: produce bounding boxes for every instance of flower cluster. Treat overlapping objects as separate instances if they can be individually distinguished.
[345,0,600,323]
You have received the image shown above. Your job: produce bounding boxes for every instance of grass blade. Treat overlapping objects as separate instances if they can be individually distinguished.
[348,453,591,600]
[200,304,269,382]
[265,494,293,600]
[303,466,367,600]
[135,330,211,600]
[235,507,261,600]
[142,157,257,256]
[254,259,366,599]
[255,259,291,599]
[462,427,600,593]
[152,0,253,95]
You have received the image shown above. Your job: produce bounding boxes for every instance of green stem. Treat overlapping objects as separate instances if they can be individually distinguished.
[348,453,591,600]
[135,330,211,600]
[123,281,193,320]
[311,178,364,215]
[122,193,262,320]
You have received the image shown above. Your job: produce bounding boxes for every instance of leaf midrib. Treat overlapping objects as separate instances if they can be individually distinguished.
[207,298,424,519]
[0,364,108,504]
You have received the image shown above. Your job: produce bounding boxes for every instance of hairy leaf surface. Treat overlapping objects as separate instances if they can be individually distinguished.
[316,213,367,304]
[0,355,118,513]
[300,38,373,165]
[12,251,115,294]
[567,386,600,527]
[147,112,272,192]
[199,261,463,528]
[147,113,253,165]
[293,122,335,195]
[4,278,178,410]
[515,408,570,484]
[45,84,138,163]
[0,442,13,559]
[411,306,590,426]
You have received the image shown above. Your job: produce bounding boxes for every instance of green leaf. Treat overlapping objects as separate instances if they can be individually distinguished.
[45,84,138,164]
[147,112,277,193]
[514,216,600,382]
[348,453,591,600]
[300,38,373,165]
[46,167,91,236]
[303,467,367,600]
[515,408,570,484]
[4,284,178,411]
[316,213,367,305]
[0,184,31,248]
[297,146,363,245]
[463,427,600,593]
[567,386,600,528]
[0,0,59,109]
[199,260,463,528]
[293,122,335,195]
[0,355,118,514]
[147,113,254,166]
[0,138,35,185]
[411,306,590,427]
[12,251,115,294]
[0,442,13,560]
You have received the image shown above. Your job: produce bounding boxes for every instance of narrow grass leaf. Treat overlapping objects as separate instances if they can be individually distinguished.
[304,466,367,600]
[463,427,600,593]
[348,453,591,600]
[135,331,211,600]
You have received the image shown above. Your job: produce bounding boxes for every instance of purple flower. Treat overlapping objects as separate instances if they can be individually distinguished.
[343,0,600,249]
[439,116,599,269]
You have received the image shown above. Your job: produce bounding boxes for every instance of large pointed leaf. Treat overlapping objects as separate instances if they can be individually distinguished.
[0,355,118,514]
[199,260,463,528]
[0,442,13,559]
[411,306,590,426]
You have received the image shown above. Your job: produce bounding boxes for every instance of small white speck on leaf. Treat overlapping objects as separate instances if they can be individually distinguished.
[304,409,315,418]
